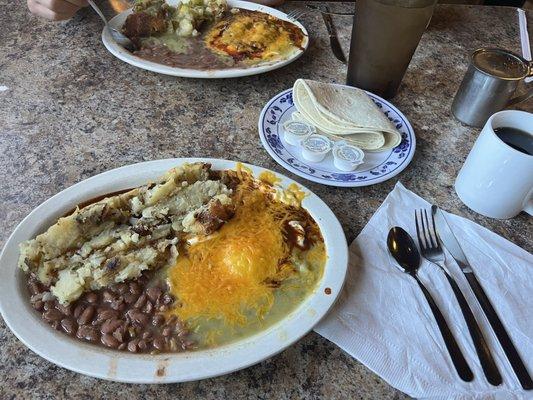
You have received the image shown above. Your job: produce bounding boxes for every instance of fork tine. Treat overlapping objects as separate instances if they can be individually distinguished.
[288,10,307,20]
[429,208,442,250]
[294,11,305,20]
[421,209,434,248]
[419,209,431,249]
[423,209,438,248]
[414,210,425,249]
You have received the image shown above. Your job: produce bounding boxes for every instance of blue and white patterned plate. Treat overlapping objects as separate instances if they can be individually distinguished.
[258,87,416,187]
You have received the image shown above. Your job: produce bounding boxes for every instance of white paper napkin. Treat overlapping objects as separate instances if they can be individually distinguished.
[314,182,533,400]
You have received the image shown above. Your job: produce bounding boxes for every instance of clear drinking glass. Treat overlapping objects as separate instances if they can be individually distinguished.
[346,0,437,99]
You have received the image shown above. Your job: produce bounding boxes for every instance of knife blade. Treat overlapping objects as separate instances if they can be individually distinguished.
[320,8,346,64]
[433,206,472,272]
[433,205,533,390]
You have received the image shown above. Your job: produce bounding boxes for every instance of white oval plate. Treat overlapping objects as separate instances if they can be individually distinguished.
[0,158,347,383]
[102,1,309,78]
[258,87,416,187]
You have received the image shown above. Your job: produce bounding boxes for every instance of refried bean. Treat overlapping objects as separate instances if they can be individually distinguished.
[28,272,193,353]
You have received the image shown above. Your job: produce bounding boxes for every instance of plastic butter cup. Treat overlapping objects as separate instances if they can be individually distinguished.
[282,120,315,145]
[301,134,333,162]
[332,143,365,171]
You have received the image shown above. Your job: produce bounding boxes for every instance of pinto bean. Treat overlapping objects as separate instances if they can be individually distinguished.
[129,282,141,295]
[101,334,120,348]
[28,282,39,295]
[73,304,85,319]
[78,305,95,325]
[101,319,123,334]
[43,309,64,322]
[182,340,195,350]
[146,287,162,303]
[127,309,149,325]
[30,294,43,303]
[61,318,77,335]
[123,293,138,304]
[161,294,174,305]
[84,292,98,304]
[169,338,179,351]
[137,340,147,351]
[32,301,44,311]
[113,329,124,343]
[133,294,147,309]
[127,339,139,353]
[142,331,152,340]
[152,314,164,327]
[153,337,165,351]
[77,325,99,342]
[142,301,153,314]
[94,309,118,324]
[57,303,72,316]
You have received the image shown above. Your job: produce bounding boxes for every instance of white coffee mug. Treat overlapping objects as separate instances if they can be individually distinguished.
[455,110,533,219]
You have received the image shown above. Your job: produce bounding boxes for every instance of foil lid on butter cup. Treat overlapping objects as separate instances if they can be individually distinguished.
[282,120,315,145]
[301,134,332,162]
[332,143,365,171]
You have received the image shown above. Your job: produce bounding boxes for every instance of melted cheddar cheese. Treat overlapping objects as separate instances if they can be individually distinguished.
[166,169,325,343]
[205,10,305,63]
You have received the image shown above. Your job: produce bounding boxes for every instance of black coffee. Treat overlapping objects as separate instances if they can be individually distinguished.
[494,127,533,155]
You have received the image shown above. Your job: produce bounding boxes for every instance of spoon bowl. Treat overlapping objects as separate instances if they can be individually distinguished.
[387,226,420,274]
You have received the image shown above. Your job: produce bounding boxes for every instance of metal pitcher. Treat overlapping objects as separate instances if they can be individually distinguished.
[451,48,533,127]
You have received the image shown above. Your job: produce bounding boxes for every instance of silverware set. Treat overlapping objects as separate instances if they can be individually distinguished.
[388,206,532,389]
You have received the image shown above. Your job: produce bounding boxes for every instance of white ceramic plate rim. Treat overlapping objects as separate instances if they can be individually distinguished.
[102,1,309,78]
[0,158,348,383]
[258,86,416,187]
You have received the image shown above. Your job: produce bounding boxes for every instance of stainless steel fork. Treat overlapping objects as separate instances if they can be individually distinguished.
[415,209,502,386]
[286,9,308,21]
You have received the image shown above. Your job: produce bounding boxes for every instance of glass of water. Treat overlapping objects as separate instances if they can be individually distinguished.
[346,0,437,99]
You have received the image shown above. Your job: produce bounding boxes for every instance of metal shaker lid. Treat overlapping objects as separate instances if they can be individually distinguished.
[472,48,530,80]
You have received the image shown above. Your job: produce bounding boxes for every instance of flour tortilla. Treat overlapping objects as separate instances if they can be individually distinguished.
[292,79,402,151]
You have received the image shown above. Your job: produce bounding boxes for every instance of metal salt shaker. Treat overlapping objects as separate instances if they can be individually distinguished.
[452,48,533,127]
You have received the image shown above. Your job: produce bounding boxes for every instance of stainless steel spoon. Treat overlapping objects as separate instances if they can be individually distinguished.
[387,227,474,382]
[88,0,135,52]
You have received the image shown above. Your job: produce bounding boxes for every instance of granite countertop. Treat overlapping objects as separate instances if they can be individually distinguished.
[1,1,532,398]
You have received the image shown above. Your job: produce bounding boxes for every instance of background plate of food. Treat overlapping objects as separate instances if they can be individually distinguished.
[102,0,309,78]
[0,158,347,383]
[259,81,416,187]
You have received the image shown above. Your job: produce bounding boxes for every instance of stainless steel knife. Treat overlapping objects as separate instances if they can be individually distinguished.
[320,7,347,64]
[307,5,354,16]
[433,205,533,390]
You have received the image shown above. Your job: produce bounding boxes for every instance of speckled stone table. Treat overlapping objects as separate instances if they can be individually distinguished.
[1,1,532,399]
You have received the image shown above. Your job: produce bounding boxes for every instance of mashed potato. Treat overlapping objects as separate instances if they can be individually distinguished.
[18,163,234,304]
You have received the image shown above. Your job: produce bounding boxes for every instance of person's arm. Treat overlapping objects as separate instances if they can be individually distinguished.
[27,0,88,21]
